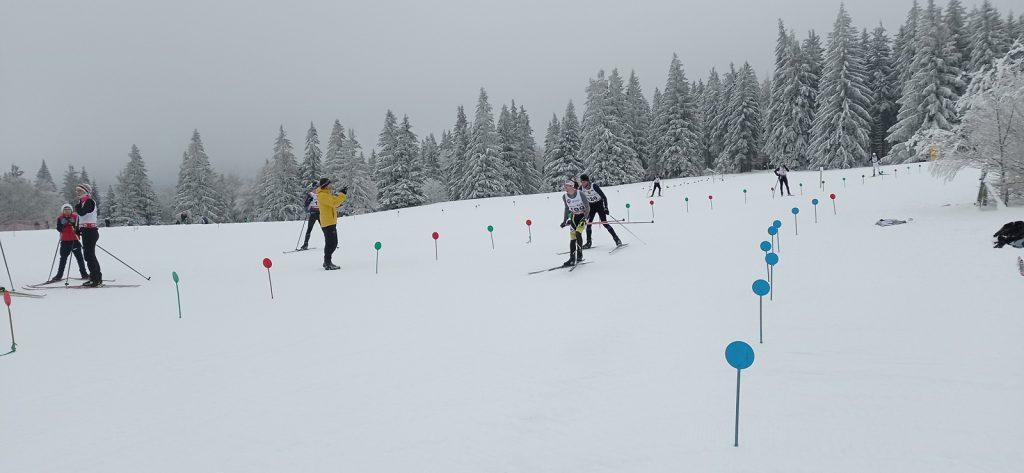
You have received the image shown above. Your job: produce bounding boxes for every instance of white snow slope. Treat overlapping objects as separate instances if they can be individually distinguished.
[1,165,1022,472]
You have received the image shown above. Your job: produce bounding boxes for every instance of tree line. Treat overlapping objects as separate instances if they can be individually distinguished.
[3,0,1021,227]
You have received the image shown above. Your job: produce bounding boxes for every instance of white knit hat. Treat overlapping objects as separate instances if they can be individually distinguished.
[75,183,92,194]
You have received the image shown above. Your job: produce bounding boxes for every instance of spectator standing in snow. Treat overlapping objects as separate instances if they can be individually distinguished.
[315,177,347,270]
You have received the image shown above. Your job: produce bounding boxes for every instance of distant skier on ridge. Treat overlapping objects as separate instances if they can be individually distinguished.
[650,177,662,197]
[578,174,622,249]
[315,177,347,271]
[559,179,589,267]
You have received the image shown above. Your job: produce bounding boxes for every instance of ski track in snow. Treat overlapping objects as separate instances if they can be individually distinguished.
[1,164,1022,472]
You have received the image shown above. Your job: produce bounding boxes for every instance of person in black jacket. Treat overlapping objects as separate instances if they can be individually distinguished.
[300,181,320,250]
[774,165,792,196]
[579,174,622,249]
[73,183,102,287]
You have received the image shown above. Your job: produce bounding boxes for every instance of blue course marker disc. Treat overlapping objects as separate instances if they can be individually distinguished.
[760,241,772,252]
[768,226,778,236]
[812,198,819,205]
[772,219,782,229]
[766,252,779,266]
[791,207,800,215]
[726,341,755,370]
[752,279,771,296]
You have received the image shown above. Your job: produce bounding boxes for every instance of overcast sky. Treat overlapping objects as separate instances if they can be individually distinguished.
[1,0,1018,188]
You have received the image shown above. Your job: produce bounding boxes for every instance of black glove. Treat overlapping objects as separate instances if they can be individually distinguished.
[560,220,568,228]
[339,187,349,195]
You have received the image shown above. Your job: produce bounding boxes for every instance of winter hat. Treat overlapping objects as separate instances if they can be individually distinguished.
[579,174,590,182]
[61,203,73,212]
[318,177,331,188]
[563,179,577,189]
[75,183,92,194]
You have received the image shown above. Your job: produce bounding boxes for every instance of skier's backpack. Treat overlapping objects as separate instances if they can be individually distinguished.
[993,221,1024,248]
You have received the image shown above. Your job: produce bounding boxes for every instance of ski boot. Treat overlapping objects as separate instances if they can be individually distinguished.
[325,263,340,271]
[300,244,308,250]
[613,238,623,247]
[48,275,63,283]
[582,240,593,250]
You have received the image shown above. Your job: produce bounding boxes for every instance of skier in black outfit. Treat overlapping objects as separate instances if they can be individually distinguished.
[774,165,792,196]
[560,179,590,267]
[300,181,319,250]
[73,183,102,287]
[650,177,662,197]
[579,174,622,249]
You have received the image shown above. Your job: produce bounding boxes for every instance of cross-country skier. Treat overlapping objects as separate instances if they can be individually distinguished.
[774,165,792,196]
[560,179,590,267]
[872,153,879,177]
[49,204,89,283]
[579,174,622,249]
[74,183,102,287]
[300,180,319,250]
[315,177,347,270]
[650,177,662,197]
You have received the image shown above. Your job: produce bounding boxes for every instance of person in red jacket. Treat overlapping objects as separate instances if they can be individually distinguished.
[49,204,90,283]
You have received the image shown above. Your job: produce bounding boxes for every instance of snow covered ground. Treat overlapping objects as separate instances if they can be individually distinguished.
[1,164,1022,472]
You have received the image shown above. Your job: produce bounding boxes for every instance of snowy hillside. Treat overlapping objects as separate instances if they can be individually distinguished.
[1,165,1022,472]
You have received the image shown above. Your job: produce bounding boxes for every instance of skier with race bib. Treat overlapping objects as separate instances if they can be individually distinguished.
[579,174,621,249]
[300,180,319,250]
[74,183,102,287]
[559,179,590,267]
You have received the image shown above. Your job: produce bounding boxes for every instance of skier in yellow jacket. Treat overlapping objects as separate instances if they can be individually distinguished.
[316,177,347,270]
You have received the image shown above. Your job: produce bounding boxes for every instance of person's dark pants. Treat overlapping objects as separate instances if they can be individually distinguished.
[55,240,88,279]
[322,224,338,266]
[567,213,586,261]
[779,176,792,195]
[303,212,319,247]
[80,228,102,283]
[650,183,662,197]
[586,205,620,245]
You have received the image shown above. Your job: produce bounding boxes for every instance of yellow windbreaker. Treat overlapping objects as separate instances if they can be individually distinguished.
[316,188,347,227]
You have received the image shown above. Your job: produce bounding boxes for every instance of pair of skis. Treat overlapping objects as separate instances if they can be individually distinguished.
[283,247,317,254]
[528,261,591,275]
[555,243,630,255]
[21,279,138,292]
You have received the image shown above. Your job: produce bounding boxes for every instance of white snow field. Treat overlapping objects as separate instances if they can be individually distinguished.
[1,165,1022,472]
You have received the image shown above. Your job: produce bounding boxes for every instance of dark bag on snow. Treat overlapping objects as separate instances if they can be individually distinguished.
[993,221,1024,248]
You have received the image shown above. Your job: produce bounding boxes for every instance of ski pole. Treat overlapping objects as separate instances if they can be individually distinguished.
[96,244,152,280]
[0,237,14,290]
[3,290,14,354]
[605,215,647,245]
[293,215,306,250]
[47,239,59,281]
[585,221,654,225]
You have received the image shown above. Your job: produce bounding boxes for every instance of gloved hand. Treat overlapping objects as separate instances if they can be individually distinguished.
[340,187,349,195]
[560,220,568,228]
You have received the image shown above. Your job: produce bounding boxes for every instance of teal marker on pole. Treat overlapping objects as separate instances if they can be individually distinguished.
[684,197,689,213]
[760,240,772,279]
[799,182,803,195]
[487,225,495,249]
[791,207,800,235]
[172,271,182,319]
[374,241,382,273]
[811,198,819,223]
[771,219,782,252]
[862,174,866,184]
[765,253,779,300]
[842,177,847,188]
[625,203,631,222]
[752,279,771,343]
[743,188,747,204]
[725,341,755,447]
